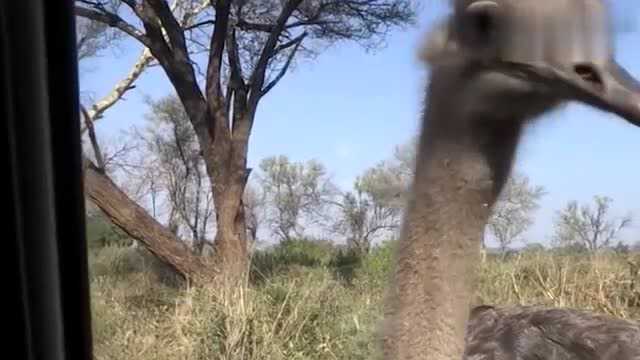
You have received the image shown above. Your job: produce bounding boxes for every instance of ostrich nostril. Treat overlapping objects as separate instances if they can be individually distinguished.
[574,63,604,91]
[464,0,500,47]
[467,1,499,40]
[474,11,493,36]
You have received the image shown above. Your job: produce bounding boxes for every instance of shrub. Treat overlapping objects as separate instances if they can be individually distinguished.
[250,238,337,282]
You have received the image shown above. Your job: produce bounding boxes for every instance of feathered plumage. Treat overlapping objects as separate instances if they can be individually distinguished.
[464,306,640,360]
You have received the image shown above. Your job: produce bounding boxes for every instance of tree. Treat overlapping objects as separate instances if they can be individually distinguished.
[333,162,403,255]
[553,195,632,251]
[84,162,214,281]
[77,2,215,281]
[487,174,546,254]
[382,137,545,256]
[258,156,336,242]
[243,182,264,249]
[390,136,418,181]
[76,1,124,61]
[521,242,545,254]
[612,241,630,255]
[138,95,214,254]
[85,206,132,249]
[76,0,416,275]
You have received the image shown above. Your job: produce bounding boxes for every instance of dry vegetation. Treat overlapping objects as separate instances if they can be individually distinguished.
[88,240,640,360]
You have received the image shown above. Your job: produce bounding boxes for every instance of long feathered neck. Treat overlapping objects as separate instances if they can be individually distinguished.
[382,66,524,360]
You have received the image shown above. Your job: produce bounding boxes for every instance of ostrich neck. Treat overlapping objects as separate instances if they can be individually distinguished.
[383,67,524,360]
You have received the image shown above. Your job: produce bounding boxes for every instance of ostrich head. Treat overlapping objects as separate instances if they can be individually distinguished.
[420,0,640,127]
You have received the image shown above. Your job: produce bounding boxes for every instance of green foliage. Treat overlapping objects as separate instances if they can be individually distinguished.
[85,213,132,249]
[329,249,362,284]
[89,245,183,287]
[335,163,403,254]
[258,156,337,242]
[250,238,337,282]
[521,242,546,253]
[551,242,590,256]
[250,238,397,288]
[353,240,396,289]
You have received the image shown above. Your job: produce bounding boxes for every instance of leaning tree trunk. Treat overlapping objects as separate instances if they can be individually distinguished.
[83,160,215,283]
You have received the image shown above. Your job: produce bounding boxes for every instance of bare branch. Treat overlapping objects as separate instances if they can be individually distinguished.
[247,0,304,107]
[147,0,189,53]
[81,105,106,171]
[261,32,306,97]
[79,0,209,132]
[553,196,632,251]
[76,15,123,60]
[75,6,152,48]
[205,0,232,114]
[184,19,215,32]
[84,48,154,128]
[226,28,246,89]
[273,31,307,54]
[226,27,246,122]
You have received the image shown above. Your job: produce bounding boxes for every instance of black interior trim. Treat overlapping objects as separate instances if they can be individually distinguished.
[3,1,93,359]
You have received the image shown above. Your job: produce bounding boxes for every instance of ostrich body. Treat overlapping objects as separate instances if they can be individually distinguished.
[464,305,640,359]
[381,1,640,359]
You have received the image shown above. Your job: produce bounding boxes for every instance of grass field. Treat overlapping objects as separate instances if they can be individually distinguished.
[88,239,640,360]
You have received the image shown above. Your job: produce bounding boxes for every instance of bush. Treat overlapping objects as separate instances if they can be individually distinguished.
[329,249,362,284]
[250,238,337,282]
[353,240,395,290]
[86,213,132,249]
[89,245,183,287]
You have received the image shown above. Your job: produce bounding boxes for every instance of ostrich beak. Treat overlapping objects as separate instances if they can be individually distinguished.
[494,59,640,128]
[581,60,640,127]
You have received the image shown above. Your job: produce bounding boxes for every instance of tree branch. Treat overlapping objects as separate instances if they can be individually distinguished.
[273,31,307,54]
[147,0,189,54]
[226,27,246,128]
[206,0,232,117]
[75,6,152,48]
[235,19,275,33]
[83,48,154,128]
[261,32,306,97]
[247,0,304,108]
[226,27,245,89]
[81,105,106,172]
[184,19,215,31]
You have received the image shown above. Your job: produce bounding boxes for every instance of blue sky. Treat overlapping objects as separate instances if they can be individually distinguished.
[80,2,640,246]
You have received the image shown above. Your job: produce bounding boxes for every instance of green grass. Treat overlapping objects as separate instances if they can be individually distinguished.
[89,240,640,360]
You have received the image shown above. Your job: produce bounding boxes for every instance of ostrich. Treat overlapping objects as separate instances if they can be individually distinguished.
[381,1,640,359]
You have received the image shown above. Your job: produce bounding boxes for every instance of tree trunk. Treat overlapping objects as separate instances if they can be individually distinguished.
[211,174,249,278]
[83,161,215,283]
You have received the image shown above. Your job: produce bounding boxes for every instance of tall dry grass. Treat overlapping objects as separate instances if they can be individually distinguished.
[89,242,639,360]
